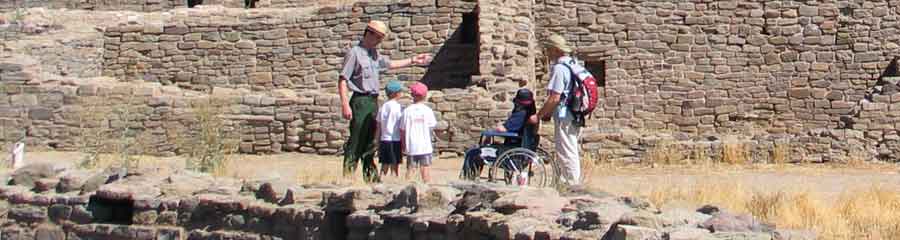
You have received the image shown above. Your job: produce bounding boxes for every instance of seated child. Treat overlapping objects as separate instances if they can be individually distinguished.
[376,81,405,177]
[461,88,537,180]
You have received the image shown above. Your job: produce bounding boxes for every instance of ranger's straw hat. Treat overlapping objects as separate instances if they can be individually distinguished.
[367,20,389,36]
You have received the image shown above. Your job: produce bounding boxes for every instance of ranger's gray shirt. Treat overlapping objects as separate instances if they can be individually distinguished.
[340,43,391,94]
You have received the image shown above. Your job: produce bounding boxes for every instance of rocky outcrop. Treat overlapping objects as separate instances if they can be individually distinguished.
[0,163,789,240]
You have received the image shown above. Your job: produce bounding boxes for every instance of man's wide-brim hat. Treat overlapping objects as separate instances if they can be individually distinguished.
[367,20,389,36]
[543,34,572,53]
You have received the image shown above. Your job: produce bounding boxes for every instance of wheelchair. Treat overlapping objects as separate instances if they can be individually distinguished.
[459,130,556,187]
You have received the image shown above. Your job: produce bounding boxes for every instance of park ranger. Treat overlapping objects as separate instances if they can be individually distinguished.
[338,20,432,183]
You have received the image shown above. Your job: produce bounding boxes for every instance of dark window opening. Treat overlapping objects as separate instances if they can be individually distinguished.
[187,0,203,8]
[585,60,607,87]
[460,12,478,44]
[244,0,258,8]
[840,7,852,17]
[87,195,134,224]
[420,8,480,90]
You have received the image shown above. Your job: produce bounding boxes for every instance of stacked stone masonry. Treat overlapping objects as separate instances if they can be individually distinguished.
[0,163,793,240]
[0,0,300,12]
[4,0,900,163]
[0,0,376,12]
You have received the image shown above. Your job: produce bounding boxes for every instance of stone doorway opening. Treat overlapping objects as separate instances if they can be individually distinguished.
[187,0,203,8]
[87,195,135,225]
[420,7,480,90]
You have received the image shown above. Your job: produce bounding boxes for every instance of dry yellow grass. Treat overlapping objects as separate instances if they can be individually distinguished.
[637,182,900,240]
[771,141,791,165]
[722,140,750,165]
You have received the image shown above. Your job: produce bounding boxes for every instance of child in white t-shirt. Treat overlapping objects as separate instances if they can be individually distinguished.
[376,81,405,177]
[399,82,437,183]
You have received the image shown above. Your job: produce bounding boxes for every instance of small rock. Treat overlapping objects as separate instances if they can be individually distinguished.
[658,208,712,228]
[618,210,665,229]
[666,227,715,240]
[697,205,721,215]
[618,196,656,211]
[572,199,633,231]
[323,188,389,212]
[713,232,774,240]
[10,205,46,222]
[33,178,59,192]
[774,229,816,240]
[611,225,662,240]
[10,163,66,188]
[47,204,72,223]
[57,170,90,193]
[81,167,127,194]
[700,211,772,233]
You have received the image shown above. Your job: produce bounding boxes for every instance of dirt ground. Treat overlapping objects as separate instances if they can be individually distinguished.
[12,151,900,200]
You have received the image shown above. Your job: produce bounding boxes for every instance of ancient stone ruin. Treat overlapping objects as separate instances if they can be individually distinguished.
[3,0,900,164]
[0,162,808,239]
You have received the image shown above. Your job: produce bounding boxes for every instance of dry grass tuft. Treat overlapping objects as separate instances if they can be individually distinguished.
[174,98,240,175]
[579,151,601,185]
[644,140,687,165]
[771,141,791,165]
[74,96,150,171]
[722,140,750,165]
[640,182,900,240]
[846,147,869,167]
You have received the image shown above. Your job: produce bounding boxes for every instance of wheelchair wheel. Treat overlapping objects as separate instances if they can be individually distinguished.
[534,147,563,187]
[488,148,550,187]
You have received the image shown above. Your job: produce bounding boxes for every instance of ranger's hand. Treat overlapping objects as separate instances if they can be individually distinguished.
[412,53,433,66]
[342,103,352,120]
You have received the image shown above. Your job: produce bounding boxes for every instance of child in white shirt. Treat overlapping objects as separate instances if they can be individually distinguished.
[399,82,437,183]
[376,81,405,177]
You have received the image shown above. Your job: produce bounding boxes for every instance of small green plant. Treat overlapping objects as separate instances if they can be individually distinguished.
[74,95,149,170]
[107,95,148,171]
[74,97,111,168]
[176,98,239,174]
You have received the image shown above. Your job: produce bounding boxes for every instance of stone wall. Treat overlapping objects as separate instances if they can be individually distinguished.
[97,0,537,154]
[531,0,900,162]
[0,0,325,12]
[7,0,900,163]
[0,0,192,12]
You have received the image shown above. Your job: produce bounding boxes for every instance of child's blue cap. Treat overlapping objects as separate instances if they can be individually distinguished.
[385,81,404,95]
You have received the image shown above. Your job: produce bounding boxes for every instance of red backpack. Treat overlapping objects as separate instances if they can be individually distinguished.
[559,59,600,127]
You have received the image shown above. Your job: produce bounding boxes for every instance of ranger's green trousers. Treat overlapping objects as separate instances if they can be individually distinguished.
[343,95,380,183]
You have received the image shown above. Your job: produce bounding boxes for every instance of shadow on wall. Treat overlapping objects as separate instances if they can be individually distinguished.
[419,10,479,90]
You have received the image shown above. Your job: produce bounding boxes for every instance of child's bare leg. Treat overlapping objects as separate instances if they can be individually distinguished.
[391,164,400,176]
[380,164,389,176]
[406,164,413,180]
[421,167,430,183]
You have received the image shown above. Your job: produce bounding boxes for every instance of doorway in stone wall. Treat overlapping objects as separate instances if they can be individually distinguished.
[187,0,203,8]
[420,8,480,90]
[244,0,258,8]
[584,60,606,88]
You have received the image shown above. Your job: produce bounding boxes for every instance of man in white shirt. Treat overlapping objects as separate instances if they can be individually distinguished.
[399,82,437,183]
[529,34,583,185]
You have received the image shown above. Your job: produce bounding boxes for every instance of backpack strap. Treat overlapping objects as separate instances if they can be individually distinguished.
[556,60,580,100]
